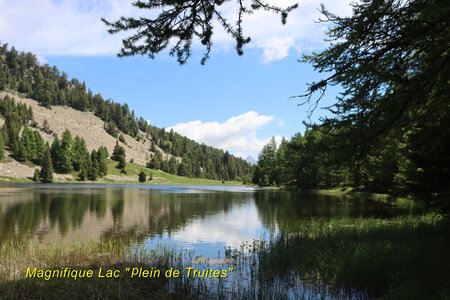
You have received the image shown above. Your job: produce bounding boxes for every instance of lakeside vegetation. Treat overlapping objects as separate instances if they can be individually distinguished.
[0,210,447,299]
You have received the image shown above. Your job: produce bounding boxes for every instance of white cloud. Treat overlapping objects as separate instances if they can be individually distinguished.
[0,0,138,57]
[171,202,267,249]
[259,36,296,64]
[168,111,279,159]
[0,0,356,62]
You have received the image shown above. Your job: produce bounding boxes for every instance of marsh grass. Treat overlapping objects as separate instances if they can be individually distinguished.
[0,213,448,299]
[255,213,450,299]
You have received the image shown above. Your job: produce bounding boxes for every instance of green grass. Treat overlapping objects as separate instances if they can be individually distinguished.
[0,176,33,183]
[0,159,246,186]
[313,187,425,211]
[105,159,244,186]
[0,240,181,299]
[255,213,450,299]
[0,213,448,299]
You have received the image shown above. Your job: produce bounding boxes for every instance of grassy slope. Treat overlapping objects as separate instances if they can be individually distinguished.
[104,159,244,185]
[0,159,245,186]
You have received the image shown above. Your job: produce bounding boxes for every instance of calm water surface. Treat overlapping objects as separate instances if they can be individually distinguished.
[0,183,393,257]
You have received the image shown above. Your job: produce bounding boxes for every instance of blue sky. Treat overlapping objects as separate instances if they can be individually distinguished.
[0,0,354,158]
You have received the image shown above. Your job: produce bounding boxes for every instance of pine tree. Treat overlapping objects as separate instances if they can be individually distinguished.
[138,169,146,182]
[50,135,61,170]
[148,150,162,170]
[118,155,126,173]
[40,144,53,183]
[17,142,28,161]
[0,133,4,160]
[88,150,99,180]
[32,169,40,182]
[58,129,73,173]
[112,140,126,171]
[33,131,45,164]
[168,157,178,175]
[257,137,278,186]
[97,146,108,177]
[42,119,50,133]
[78,160,88,181]
[72,136,89,171]
[5,113,20,150]
[111,140,125,160]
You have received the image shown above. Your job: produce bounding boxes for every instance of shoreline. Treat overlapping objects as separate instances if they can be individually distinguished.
[0,176,249,187]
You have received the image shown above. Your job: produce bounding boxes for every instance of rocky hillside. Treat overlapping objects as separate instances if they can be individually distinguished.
[0,91,171,179]
[1,91,168,164]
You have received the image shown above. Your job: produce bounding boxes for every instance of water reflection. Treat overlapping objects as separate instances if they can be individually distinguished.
[254,190,395,231]
[0,184,394,256]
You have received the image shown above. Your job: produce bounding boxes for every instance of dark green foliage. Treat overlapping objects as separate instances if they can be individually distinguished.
[150,141,156,153]
[104,121,118,138]
[17,126,36,162]
[177,158,192,178]
[118,134,126,144]
[111,141,125,161]
[102,0,297,64]
[72,136,89,171]
[112,141,127,171]
[97,146,108,177]
[255,137,278,186]
[118,155,126,172]
[0,95,34,125]
[17,141,28,162]
[252,165,264,186]
[42,119,51,134]
[34,132,45,164]
[0,133,4,160]
[58,129,73,173]
[28,130,46,165]
[168,157,178,175]
[154,127,252,181]
[50,130,77,173]
[88,150,99,181]
[32,169,40,182]
[40,145,53,183]
[138,169,146,182]
[0,95,36,160]
[4,114,20,148]
[78,160,88,181]
[147,150,162,170]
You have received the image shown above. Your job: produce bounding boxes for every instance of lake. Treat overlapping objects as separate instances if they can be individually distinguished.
[1,183,447,299]
[0,183,393,256]
[0,184,392,248]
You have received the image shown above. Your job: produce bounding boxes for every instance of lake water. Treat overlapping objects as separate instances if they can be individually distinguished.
[1,183,445,299]
[0,183,393,258]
